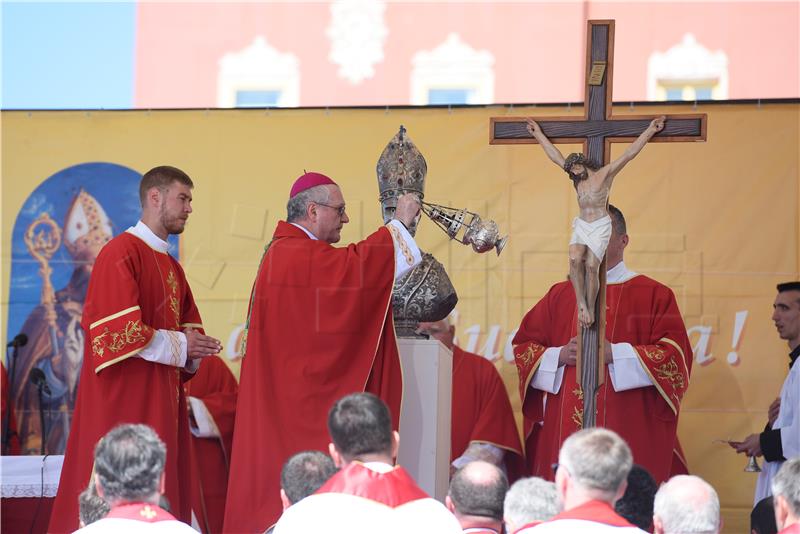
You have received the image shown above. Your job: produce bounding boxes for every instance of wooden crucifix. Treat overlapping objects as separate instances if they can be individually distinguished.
[490,20,706,428]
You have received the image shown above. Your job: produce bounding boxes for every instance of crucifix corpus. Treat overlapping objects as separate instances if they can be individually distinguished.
[490,19,706,428]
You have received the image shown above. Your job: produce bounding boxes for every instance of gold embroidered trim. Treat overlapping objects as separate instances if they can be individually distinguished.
[643,345,667,363]
[167,270,180,329]
[660,337,690,382]
[165,330,183,367]
[94,349,139,373]
[180,322,203,329]
[89,305,140,330]
[572,405,584,429]
[514,344,545,400]
[92,320,148,358]
[387,224,414,266]
[655,359,686,394]
[635,350,678,415]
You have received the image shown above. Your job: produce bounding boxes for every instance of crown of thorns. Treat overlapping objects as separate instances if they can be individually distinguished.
[563,153,596,172]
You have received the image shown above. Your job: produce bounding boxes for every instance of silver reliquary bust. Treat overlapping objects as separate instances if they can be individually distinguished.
[377,126,458,338]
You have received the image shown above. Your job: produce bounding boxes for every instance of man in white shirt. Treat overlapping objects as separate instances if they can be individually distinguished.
[732,281,800,503]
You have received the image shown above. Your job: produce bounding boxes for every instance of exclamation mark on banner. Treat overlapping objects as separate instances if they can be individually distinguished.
[727,311,748,365]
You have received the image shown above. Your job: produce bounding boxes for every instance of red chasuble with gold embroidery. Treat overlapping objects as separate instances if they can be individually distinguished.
[512,276,691,484]
[223,221,402,533]
[451,346,523,473]
[49,232,203,533]
[185,356,238,534]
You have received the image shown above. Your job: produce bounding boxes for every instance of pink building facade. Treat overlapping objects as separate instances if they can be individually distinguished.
[134,2,798,108]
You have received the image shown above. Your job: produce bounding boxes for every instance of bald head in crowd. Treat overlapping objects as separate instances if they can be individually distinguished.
[446,461,508,532]
[653,475,720,534]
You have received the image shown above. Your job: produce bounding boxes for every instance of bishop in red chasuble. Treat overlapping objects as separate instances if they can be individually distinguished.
[512,207,691,485]
[224,173,422,532]
[49,167,221,533]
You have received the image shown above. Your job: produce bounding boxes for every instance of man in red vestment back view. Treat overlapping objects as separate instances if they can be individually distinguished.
[272,392,462,533]
[48,166,223,533]
[512,205,692,485]
[224,172,423,532]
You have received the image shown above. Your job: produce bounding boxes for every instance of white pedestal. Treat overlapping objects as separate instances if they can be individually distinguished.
[396,338,452,502]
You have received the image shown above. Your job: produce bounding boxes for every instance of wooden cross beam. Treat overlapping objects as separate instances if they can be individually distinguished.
[491,20,706,429]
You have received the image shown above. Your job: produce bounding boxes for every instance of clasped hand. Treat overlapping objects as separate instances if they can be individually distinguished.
[558,336,613,367]
[185,327,223,360]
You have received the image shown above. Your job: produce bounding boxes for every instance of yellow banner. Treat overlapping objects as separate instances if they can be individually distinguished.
[2,103,798,530]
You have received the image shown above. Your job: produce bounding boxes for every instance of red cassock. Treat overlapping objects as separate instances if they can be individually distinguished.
[512,275,692,484]
[451,346,523,474]
[48,232,204,533]
[223,221,402,532]
[185,356,238,534]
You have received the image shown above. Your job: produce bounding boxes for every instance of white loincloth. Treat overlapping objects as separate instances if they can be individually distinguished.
[570,215,612,261]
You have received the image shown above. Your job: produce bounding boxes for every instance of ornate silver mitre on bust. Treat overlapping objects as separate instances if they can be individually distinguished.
[377,126,458,338]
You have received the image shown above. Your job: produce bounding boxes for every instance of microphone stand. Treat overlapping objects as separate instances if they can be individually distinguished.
[2,344,19,454]
[35,381,47,456]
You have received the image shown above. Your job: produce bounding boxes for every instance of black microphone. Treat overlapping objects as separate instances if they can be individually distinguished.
[7,333,28,348]
[30,368,51,395]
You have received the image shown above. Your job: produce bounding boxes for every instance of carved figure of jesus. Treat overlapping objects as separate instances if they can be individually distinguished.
[526,116,665,328]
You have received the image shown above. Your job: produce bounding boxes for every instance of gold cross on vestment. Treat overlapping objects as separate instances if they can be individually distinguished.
[140,504,157,520]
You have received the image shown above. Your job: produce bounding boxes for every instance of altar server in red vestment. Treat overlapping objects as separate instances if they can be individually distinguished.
[49,166,222,533]
[416,318,523,476]
[185,355,238,533]
[224,172,423,532]
[512,205,691,484]
[273,392,462,534]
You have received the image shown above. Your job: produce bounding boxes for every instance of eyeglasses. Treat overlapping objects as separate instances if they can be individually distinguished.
[315,202,347,217]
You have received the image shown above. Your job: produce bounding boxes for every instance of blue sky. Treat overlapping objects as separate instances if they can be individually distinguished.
[2,1,136,109]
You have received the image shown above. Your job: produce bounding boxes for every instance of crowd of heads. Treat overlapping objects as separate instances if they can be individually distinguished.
[79,392,799,534]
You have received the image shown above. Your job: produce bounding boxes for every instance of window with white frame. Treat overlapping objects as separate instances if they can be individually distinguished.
[411,33,495,106]
[217,36,299,108]
[648,34,728,101]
